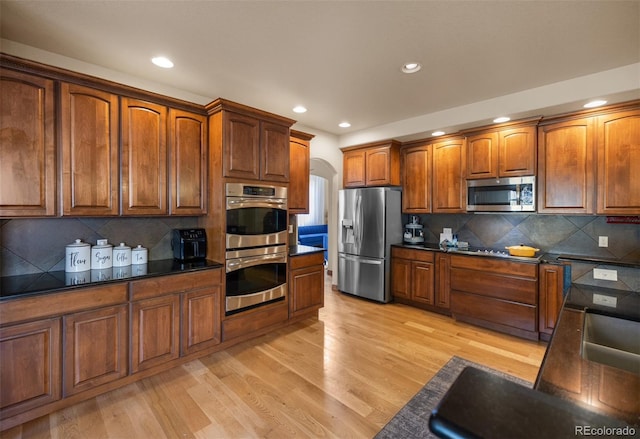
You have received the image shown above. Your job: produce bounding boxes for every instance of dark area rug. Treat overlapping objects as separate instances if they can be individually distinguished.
[374,356,532,439]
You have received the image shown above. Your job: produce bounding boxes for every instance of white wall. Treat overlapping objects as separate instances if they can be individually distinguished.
[291,124,342,285]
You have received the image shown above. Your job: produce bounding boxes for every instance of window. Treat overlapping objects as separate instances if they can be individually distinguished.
[298,175,327,226]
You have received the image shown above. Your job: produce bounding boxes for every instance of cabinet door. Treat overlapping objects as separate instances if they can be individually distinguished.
[168,109,207,215]
[181,286,221,356]
[596,108,640,214]
[538,118,595,213]
[121,98,168,215]
[402,144,432,213]
[0,69,56,216]
[499,126,536,177]
[391,257,411,299]
[63,305,128,396]
[131,295,180,373]
[289,136,310,214]
[289,264,325,318]
[412,261,435,305]
[223,112,260,180]
[432,138,466,213]
[343,149,366,187]
[261,121,290,182]
[60,83,119,216]
[466,132,498,179]
[0,318,61,419]
[366,146,393,186]
[539,264,564,336]
[435,253,451,309]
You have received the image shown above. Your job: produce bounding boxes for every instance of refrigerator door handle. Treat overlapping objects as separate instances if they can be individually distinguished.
[355,193,361,252]
[340,254,383,265]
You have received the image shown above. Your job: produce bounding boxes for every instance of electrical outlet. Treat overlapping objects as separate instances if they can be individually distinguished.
[598,236,608,247]
[593,268,618,281]
[593,293,617,308]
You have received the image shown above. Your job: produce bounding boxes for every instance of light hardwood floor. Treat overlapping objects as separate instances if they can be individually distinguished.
[4,273,547,439]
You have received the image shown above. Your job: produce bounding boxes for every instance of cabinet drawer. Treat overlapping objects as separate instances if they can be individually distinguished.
[0,284,128,326]
[130,269,220,300]
[290,252,324,270]
[222,302,288,341]
[451,268,537,305]
[451,291,536,332]
[391,247,434,263]
[450,255,537,278]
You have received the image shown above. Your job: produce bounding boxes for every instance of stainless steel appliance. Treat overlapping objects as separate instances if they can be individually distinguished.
[466,176,535,212]
[172,229,207,261]
[225,182,288,314]
[226,182,287,249]
[338,187,402,303]
[225,245,287,314]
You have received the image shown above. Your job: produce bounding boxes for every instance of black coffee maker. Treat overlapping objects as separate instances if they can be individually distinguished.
[172,229,207,261]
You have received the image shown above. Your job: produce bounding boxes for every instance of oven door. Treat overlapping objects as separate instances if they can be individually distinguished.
[225,246,287,314]
[226,197,288,248]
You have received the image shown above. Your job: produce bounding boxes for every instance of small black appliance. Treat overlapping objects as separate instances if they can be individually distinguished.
[172,229,207,261]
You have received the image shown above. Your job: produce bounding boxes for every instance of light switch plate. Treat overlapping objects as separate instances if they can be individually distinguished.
[593,268,618,281]
[593,293,617,308]
[598,236,608,247]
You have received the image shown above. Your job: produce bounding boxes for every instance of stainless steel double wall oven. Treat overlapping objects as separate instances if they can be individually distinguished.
[225,182,288,314]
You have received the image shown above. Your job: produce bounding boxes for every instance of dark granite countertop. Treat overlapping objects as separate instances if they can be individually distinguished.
[289,244,325,257]
[535,284,640,426]
[0,259,224,301]
[392,242,544,263]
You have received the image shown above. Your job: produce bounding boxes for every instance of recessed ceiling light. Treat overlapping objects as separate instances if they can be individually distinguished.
[401,62,422,74]
[432,131,445,136]
[493,116,510,123]
[151,56,174,68]
[583,100,607,108]
[339,122,351,128]
[293,105,307,113]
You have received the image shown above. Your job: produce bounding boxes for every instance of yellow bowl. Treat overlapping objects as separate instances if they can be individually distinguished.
[505,245,540,257]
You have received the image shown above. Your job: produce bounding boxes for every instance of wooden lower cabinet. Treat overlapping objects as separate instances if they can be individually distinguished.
[63,305,128,395]
[0,318,61,420]
[539,263,565,340]
[289,251,325,319]
[181,285,221,356]
[449,255,539,340]
[391,247,441,311]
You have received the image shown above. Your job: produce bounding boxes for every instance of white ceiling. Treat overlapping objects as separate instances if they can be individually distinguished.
[1,1,639,142]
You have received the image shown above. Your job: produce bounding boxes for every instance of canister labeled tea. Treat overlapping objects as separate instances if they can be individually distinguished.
[131,244,148,265]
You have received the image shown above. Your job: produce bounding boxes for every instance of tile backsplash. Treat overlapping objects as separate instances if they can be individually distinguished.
[406,213,640,292]
[1,217,199,277]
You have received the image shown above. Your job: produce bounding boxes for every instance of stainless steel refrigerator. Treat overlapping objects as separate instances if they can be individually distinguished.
[338,187,402,303]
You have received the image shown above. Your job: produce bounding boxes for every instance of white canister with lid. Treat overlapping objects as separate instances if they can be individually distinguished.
[91,239,113,269]
[131,244,148,265]
[65,239,91,272]
[113,243,131,267]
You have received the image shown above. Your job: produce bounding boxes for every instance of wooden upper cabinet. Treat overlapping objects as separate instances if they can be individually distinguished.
[289,130,314,214]
[466,124,536,179]
[169,109,207,215]
[342,141,400,188]
[221,111,290,182]
[343,149,366,187]
[261,121,290,182]
[121,98,168,215]
[0,68,56,217]
[538,117,595,213]
[596,108,640,214]
[60,83,119,216]
[466,132,499,179]
[499,126,536,176]
[433,137,466,213]
[401,142,432,213]
[222,111,260,180]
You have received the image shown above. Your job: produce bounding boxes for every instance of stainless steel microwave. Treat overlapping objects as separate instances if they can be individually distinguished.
[467,176,535,212]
